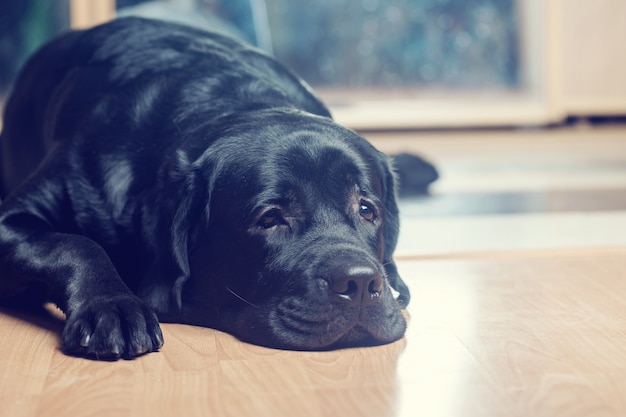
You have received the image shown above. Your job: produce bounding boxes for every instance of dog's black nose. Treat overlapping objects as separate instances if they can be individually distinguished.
[329,265,383,306]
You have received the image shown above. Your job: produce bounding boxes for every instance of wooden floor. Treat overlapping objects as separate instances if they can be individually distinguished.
[2,125,626,417]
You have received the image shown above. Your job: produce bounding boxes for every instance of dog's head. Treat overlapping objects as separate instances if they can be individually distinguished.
[144,109,408,349]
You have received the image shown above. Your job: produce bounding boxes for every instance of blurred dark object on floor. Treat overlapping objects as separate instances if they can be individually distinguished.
[393,153,439,197]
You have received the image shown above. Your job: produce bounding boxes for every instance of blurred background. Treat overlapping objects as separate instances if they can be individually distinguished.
[1,0,626,256]
[1,0,625,130]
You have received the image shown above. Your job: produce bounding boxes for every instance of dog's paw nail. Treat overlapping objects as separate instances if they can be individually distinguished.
[80,333,91,347]
[134,346,149,356]
[155,333,164,349]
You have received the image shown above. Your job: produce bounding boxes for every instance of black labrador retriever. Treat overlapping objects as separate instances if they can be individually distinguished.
[0,17,409,360]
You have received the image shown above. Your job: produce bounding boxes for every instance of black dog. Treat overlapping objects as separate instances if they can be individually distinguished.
[0,17,409,360]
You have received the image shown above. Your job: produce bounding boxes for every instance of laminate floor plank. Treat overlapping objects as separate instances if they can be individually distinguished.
[2,248,626,417]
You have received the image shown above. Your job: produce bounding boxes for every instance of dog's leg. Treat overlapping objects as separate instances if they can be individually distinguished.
[0,183,163,360]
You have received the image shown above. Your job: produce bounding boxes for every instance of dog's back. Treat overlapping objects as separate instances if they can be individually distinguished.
[0,17,330,198]
[0,29,85,197]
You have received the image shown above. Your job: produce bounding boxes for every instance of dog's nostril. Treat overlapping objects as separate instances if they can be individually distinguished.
[329,265,383,305]
[368,276,383,294]
[342,280,359,297]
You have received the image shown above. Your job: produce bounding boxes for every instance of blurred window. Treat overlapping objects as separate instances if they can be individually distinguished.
[118,0,522,94]
[266,0,520,92]
[2,0,548,129]
[117,0,545,128]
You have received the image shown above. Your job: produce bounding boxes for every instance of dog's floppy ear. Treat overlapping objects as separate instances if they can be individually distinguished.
[138,149,210,318]
[379,154,411,306]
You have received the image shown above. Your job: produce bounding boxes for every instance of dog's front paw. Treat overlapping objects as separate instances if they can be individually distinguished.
[62,295,164,360]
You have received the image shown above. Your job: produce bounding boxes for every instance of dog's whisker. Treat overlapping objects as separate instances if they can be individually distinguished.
[224,286,260,308]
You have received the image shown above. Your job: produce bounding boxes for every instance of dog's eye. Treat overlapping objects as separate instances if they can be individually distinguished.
[359,201,377,222]
[258,208,284,229]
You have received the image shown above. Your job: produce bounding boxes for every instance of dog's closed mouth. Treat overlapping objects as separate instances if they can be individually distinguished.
[257,279,406,350]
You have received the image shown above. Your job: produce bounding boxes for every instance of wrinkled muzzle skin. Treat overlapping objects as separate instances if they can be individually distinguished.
[248,225,406,349]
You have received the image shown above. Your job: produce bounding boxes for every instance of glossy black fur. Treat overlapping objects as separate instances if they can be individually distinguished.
[0,17,409,360]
